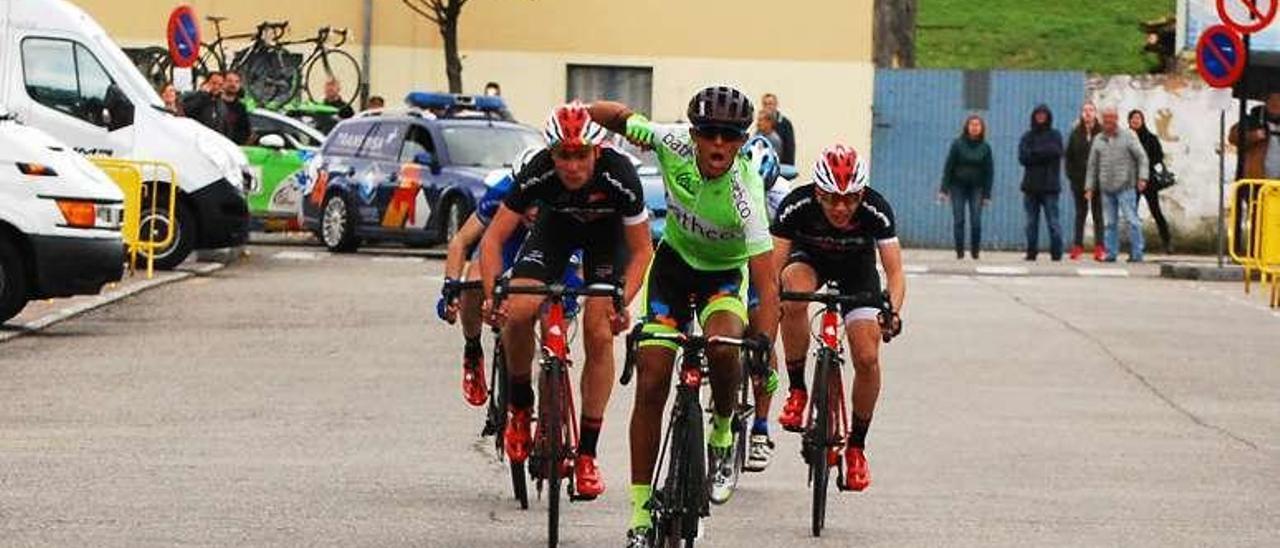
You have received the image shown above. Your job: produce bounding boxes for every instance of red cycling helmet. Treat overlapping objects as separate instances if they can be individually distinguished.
[544,101,607,151]
[812,144,869,195]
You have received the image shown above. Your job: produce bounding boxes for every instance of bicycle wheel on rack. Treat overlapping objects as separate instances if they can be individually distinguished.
[809,350,833,537]
[242,49,298,109]
[304,49,362,107]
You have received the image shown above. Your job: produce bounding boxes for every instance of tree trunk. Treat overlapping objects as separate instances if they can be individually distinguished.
[440,4,463,93]
[874,0,917,68]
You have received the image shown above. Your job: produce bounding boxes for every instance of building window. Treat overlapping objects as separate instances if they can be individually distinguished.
[566,64,653,117]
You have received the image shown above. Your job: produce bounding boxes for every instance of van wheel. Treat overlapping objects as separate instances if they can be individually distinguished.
[133,200,195,271]
[0,237,29,324]
[321,194,360,253]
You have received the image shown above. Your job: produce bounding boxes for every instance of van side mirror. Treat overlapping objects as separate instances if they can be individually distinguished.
[259,134,287,149]
[414,151,441,174]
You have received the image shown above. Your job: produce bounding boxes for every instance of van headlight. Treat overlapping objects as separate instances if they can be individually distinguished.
[56,200,123,230]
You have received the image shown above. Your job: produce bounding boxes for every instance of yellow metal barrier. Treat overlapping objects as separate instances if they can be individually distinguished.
[89,158,178,279]
[1228,179,1280,308]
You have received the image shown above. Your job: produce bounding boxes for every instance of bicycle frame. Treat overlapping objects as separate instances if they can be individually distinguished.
[806,306,850,463]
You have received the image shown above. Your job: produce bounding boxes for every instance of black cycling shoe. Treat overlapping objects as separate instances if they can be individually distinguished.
[626,526,654,548]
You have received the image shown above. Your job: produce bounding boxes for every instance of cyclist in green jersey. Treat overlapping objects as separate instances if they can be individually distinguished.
[590,86,780,546]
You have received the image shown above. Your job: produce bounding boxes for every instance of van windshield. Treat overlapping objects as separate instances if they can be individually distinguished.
[94,34,164,109]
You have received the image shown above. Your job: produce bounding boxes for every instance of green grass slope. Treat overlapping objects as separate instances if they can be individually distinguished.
[917,0,1176,73]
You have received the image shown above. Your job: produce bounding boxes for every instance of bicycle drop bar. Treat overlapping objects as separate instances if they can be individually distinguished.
[494,281,624,311]
[621,327,770,386]
[780,289,892,313]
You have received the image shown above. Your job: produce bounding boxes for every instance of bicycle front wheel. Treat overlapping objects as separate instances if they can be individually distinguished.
[304,49,362,107]
[243,50,298,109]
[809,350,833,537]
[544,360,564,548]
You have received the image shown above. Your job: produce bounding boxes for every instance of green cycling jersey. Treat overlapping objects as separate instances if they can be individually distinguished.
[642,123,772,271]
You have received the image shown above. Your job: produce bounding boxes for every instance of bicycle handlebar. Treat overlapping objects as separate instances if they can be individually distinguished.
[780,289,892,313]
[621,325,770,386]
[493,281,624,312]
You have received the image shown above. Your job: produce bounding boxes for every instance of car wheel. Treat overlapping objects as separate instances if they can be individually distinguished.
[321,194,360,253]
[133,198,196,271]
[0,236,29,324]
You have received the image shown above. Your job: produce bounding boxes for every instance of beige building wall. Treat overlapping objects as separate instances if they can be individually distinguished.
[78,0,874,169]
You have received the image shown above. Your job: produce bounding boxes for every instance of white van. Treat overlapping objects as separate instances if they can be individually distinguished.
[0,0,251,269]
[0,113,124,323]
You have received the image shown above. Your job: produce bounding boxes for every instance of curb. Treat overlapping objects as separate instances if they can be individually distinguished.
[1159,262,1254,282]
[0,262,226,344]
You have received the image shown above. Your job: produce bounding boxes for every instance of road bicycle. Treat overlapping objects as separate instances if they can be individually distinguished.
[494,280,624,548]
[621,325,768,547]
[779,286,893,537]
[443,280,527,510]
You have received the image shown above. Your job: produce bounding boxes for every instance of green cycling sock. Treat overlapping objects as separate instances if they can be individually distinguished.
[630,484,653,529]
[710,413,733,449]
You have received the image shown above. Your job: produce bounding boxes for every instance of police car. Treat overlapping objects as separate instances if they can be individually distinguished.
[300,93,542,252]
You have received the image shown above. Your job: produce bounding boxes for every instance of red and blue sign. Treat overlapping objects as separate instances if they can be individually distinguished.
[1217,0,1279,35]
[1197,24,1248,88]
[166,4,201,68]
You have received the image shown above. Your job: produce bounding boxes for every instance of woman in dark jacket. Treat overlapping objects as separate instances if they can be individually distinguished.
[939,114,993,259]
[1128,109,1171,253]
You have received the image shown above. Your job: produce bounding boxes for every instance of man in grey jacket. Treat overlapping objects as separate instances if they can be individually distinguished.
[1085,106,1149,262]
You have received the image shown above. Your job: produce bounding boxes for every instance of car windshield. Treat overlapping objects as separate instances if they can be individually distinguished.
[440,126,543,168]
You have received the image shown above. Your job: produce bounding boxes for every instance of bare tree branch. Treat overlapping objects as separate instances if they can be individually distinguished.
[401,0,442,25]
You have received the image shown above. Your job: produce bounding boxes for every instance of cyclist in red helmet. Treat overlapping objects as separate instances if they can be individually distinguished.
[772,144,907,493]
[479,101,654,500]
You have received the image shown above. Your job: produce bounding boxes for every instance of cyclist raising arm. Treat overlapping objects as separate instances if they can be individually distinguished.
[478,102,653,500]
[590,86,779,547]
[773,145,906,492]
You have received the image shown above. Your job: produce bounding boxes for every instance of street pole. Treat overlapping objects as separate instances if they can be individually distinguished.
[360,0,373,110]
[1219,109,1226,268]
[1233,33,1251,260]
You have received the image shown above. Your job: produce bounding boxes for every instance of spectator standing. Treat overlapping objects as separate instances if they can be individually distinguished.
[322,79,355,119]
[482,81,516,121]
[1129,109,1171,253]
[159,83,183,116]
[220,71,251,145]
[1018,104,1065,261]
[367,95,385,109]
[939,114,993,259]
[183,72,224,132]
[753,110,783,154]
[1066,101,1106,261]
[760,93,796,165]
[1228,92,1280,179]
[1086,106,1149,262]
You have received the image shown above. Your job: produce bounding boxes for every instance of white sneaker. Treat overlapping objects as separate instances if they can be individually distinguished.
[744,434,774,472]
[708,444,737,505]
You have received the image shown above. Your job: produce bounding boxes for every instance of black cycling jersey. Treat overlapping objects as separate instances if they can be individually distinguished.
[505,148,648,284]
[503,148,647,226]
[771,184,898,299]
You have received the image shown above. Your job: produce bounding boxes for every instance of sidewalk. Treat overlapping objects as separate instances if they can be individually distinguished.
[900,248,1231,279]
[0,261,226,343]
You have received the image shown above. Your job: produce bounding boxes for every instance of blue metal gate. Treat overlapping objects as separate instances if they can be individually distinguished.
[871,70,1085,250]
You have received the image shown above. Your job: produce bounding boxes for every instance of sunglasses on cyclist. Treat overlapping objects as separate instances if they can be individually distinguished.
[815,188,864,207]
[691,125,748,142]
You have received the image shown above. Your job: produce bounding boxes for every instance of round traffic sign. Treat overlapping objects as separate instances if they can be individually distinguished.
[166,5,201,69]
[1217,0,1278,35]
[1197,24,1248,88]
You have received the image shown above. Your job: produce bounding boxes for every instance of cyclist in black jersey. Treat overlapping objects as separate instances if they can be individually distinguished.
[772,144,906,492]
[478,102,654,499]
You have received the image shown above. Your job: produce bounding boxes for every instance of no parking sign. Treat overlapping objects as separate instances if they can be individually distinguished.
[166,4,201,68]
[1197,24,1248,88]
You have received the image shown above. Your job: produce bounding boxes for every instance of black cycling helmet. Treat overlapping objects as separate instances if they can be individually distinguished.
[687,86,753,136]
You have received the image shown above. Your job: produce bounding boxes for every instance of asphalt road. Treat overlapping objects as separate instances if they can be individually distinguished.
[1,245,1277,547]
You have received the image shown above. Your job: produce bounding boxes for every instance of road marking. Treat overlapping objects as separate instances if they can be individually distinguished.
[1077,268,1130,278]
[273,251,321,261]
[371,256,426,264]
[903,264,929,274]
[975,266,1029,276]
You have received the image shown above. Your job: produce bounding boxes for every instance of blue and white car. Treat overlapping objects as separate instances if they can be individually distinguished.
[300,93,543,252]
